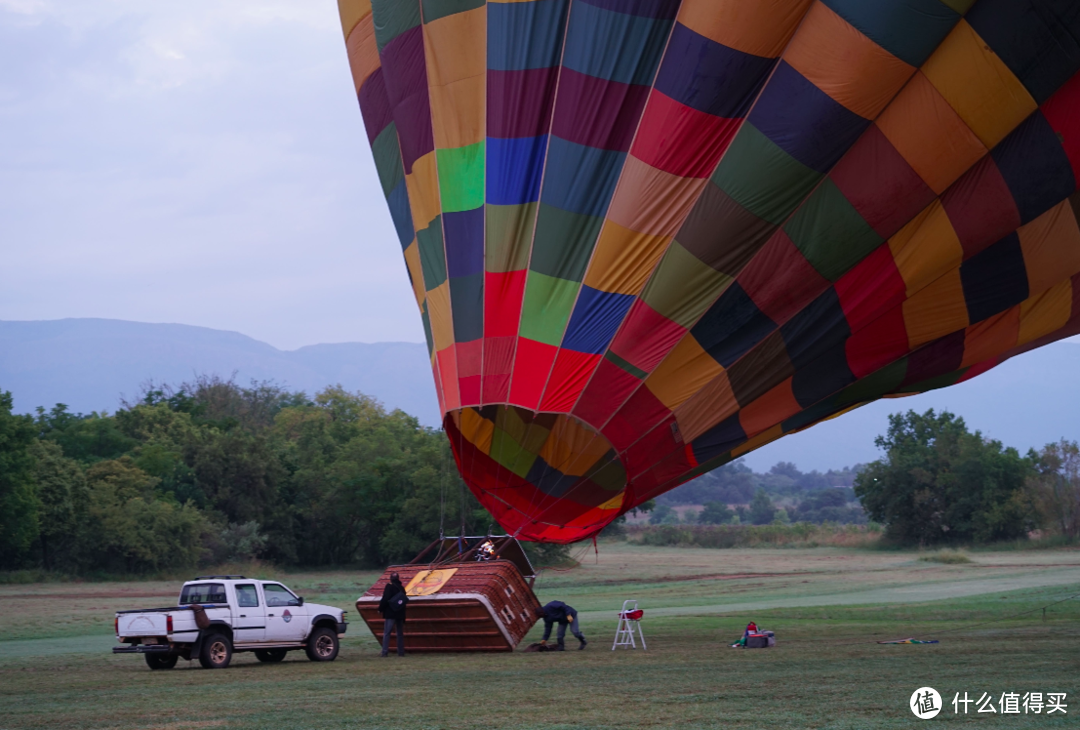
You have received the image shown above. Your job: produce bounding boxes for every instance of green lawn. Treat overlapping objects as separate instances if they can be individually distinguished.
[0,543,1077,729]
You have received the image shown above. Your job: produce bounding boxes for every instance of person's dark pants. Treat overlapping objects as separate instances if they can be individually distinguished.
[556,612,584,648]
[381,617,404,656]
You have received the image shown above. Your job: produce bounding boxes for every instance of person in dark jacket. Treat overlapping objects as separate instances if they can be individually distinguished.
[378,572,408,657]
[534,600,587,650]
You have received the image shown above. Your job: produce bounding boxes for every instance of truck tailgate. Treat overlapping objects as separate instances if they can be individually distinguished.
[118,612,169,637]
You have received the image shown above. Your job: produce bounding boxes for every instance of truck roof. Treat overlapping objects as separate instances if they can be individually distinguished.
[192,575,247,580]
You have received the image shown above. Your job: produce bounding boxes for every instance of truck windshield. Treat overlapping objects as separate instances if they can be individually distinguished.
[179,583,227,605]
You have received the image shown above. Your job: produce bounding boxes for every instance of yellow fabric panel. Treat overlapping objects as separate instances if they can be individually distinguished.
[337,0,372,39]
[902,269,969,348]
[405,152,442,230]
[1018,200,1080,295]
[427,281,455,351]
[345,13,379,93]
[1018,279,1074,346]
[606,157,707,238]
[402,240,426,309]
[875,71,987,195]
[595,494,625,512]
[429,75,486,149]
[961,308,1019,368]
[784,2,914,119]
[732,424,784,458]
[583,221,671,295]
[645,335,724,411]
[538,416,611,476]
[679,0,814,58]
[424,7,485,86]
[674,371,738,443]
[738,378,801,438]
[889,200,963,295]
[459,407,495,455]
[921,20,1037,148]
[405,568,458,596]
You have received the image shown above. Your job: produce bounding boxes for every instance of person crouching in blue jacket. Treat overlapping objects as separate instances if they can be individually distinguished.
[535,601,587,650]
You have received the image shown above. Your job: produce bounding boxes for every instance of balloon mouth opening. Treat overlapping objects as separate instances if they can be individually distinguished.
[444,405,628,542]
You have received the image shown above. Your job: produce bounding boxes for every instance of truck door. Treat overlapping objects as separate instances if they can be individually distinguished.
[231,583,265,644]
[263,583,307,643]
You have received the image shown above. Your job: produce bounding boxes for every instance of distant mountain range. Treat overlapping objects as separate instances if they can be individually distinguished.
[1,319,1078,471]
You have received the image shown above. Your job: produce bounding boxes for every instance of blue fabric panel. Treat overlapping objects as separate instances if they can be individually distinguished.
[654,23,777,119]
[960,233,1029,322]
[578,0,681,19]
[450,273,485,342]
[444,207,485,278]
[539,136,626,217]
[822,0,960,68]
[488,0,570,72]
[992,111,1077,224]
[967,0,1080,104]
[748,61,871,174]
[690,414,746,464]
[524,456,577,498]
[386,178,414,249]
[690,283,776,369]
[562,286,636,354]
[487,135,548,205]
[562,1,674,86]
[791,343,855,408]
[779,289,851,369]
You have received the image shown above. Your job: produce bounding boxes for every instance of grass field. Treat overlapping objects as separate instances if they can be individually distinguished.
[1,542,1077,729]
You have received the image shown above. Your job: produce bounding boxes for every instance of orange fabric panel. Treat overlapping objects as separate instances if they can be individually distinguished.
[403,240,426,308]
[738,379,801,438]
[902,269,969,348]
[784,2,914,119]
[429,75,486,149]
[674,371,738,443]
[338,0,372,39]
[889,200,964,295]
[606,157,708,238]
[584,221,671,295]
[539,416,611,477]
[921,20,1037,148]
[1018,200,1080,295]
[1018,279,1074,346]
[423,7,485,86]
[876,71,987,194]
[345,13,379,93]
[961,308,1020,368]
[459,407,495,455]
[679,0,814,58]
[645,335,724,411]
[732,424,784,458]
[405,152,442,230]
[427,281,455,352]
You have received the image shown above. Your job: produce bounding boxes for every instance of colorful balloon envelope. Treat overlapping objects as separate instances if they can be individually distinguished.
[337,0,1080,542]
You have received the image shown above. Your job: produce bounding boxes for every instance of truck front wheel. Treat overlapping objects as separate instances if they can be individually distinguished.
[145,653,178,670]
[305,627,339,662]
[198,633,233,669]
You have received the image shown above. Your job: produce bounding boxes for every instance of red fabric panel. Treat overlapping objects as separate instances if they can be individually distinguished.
[830,124,936,239]
[608,300,687,373]
[835,245,907,331]
[942,157,1021,259]
[957,358,997,382]
[845,305,908,378]
[508,337,558,410]
[485,270,526,337]
[436,345,460,412]
[1041,72,1080,183]
[639,448,696,499]
[630,90,741,178]
[619,415,681,480]
[538,350,602,413]
[456,339,482,377]
[603,385,671,453]
[572,358,642,430]
[740,230,830,325]
[481,335,515,403]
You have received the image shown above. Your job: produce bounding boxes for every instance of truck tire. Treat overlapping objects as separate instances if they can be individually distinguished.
[305,627,339,662]
[198,633,233,669]
[145,653,178,670]
[255,649,288,663]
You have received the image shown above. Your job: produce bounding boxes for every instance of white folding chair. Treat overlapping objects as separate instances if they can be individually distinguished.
[612,599,646,650]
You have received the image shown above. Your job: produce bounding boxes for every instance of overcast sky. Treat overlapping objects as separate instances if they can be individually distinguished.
[0,0,422,350]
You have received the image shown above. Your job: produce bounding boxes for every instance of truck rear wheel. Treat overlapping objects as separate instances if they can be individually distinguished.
[305,627,339,662]
[198,633,233,669]
[255,649,288,663]
[145,653,178,670]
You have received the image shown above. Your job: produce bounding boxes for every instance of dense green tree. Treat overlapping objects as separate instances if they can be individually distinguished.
[697,501,735,525]
[748,488,776,525]
[0,392,38,567]
[35,404,136,463]
[29,440,87,570]
[855,410,1036,545]
[1027,440,1080,538]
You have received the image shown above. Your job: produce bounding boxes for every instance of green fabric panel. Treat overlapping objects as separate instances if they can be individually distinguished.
[486,203,536,273]
[421,301,434,356]
[836,359,908,407]
[642,241,733,328]
[371,123,404,197]
[713,124,821,226]
[437,143,485,213]
[530,203,603,281]
[603,351,648,381]
[519,271,578,345]
[372,0,422,53]
[584,454,627,492]
[784,178,883,282]
[417,218,448,290]
[423,0,485,23]
[940,0,976,13]
[489,428,538,478]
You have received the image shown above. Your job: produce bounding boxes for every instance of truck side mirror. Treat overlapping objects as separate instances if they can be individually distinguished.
[298,597,305,606]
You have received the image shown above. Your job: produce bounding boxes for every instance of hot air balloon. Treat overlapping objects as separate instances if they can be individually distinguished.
[336,0,1080,543]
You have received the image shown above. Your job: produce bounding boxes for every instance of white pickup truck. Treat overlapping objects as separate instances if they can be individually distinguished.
[113,575,348,669]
